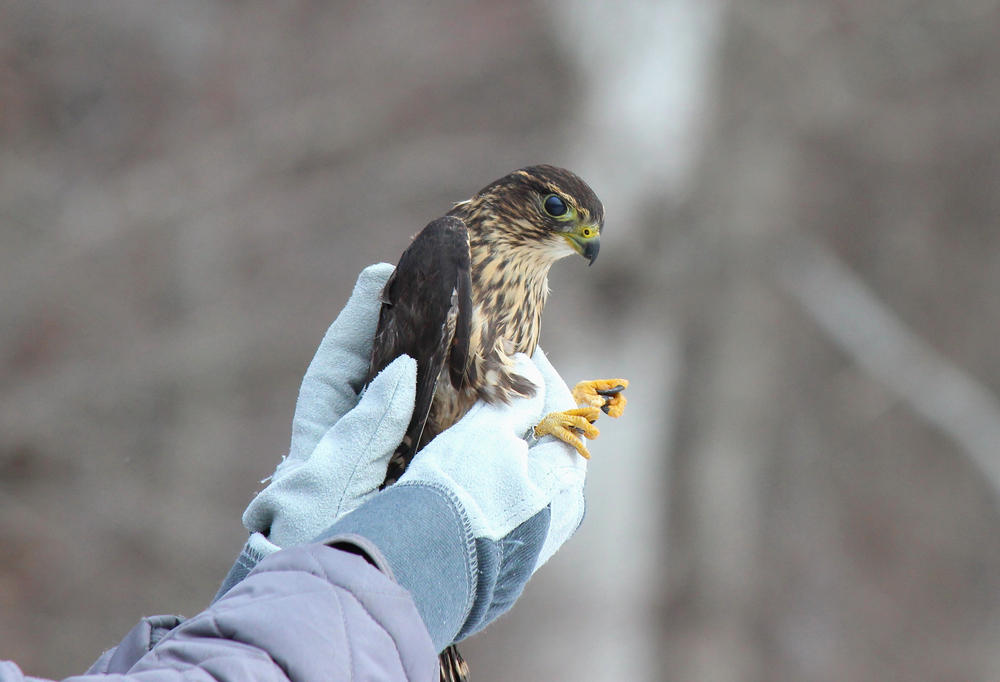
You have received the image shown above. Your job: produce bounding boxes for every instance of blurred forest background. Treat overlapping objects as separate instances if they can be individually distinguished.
[2,1,999,680]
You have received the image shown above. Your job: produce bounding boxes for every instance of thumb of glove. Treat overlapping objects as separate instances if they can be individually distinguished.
[243,355,416,548]
[454,354,546,437]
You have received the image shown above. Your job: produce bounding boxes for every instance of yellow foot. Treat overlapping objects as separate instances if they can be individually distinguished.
[572,379,629,418]
[534,407,602,459]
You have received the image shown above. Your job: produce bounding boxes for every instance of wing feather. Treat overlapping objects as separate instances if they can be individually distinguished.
[448,254,473,390]
[365,216,470,484]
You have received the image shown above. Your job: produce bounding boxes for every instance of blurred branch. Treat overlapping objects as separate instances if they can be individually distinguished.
[778,235,1000,500]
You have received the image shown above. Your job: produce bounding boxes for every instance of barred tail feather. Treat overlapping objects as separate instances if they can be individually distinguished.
[439,645,470,682]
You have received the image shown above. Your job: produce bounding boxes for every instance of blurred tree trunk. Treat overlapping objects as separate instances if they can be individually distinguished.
[663,2,1000,681]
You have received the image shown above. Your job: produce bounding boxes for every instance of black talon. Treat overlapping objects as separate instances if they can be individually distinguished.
[601,404,611,415]
[596,385,626,397]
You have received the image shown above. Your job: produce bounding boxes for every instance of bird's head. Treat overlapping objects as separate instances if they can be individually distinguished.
[451,164,604,266]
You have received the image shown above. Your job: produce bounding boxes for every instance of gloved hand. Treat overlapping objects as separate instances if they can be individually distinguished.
[220,262,589,632]
[240,263,416,555]
[324,348,587,648]
[400,348,587,574]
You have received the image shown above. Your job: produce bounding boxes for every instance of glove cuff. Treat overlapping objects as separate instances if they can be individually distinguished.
[320,482,550,648]
[320,483,475,650]
[213,532,280,602]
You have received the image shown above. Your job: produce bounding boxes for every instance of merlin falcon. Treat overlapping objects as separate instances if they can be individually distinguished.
[364,164,628,681]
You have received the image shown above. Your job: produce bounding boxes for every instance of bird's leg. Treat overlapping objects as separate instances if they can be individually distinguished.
[534,407,601,459]
[533,378,629,459]
[572,379,629,418]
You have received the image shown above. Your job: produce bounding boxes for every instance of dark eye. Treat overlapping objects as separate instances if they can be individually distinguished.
[543,194,568,217]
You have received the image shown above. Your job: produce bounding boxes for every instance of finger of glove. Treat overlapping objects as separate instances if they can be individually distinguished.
[289,263,394,461]
[532,346,577,415]
[526,347,587,564]
[527,439,586,572]
[529,347,589,464]
[457,354,546,436]
[532,476,585,573]
[244,355,415,547]
[399,433,549,541]
[399,355,551,539]
[322,353,416,509]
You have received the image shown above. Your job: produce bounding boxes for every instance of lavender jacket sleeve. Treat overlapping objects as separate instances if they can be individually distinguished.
[0,543,437,682]
[0,479,547,682]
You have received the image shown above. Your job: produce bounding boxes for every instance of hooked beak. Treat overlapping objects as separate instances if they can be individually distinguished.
[563,225,601,266]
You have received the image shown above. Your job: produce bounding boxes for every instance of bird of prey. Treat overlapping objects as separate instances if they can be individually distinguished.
[364,164,628,681]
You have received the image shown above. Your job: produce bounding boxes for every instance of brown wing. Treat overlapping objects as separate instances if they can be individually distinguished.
[365,216,471,485]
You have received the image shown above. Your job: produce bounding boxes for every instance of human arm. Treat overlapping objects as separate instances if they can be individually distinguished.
[225,265,587,647]
[207,347,585,655]
[0,543,437,682]
[0,351,581,680]
[2,264,588,680]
